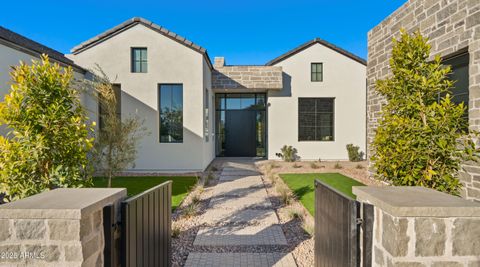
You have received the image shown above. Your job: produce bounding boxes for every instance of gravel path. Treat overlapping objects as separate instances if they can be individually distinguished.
[182,159,297,267]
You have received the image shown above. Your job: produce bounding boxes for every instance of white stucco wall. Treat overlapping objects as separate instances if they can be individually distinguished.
[268,43,366,160]
[0,43,91,135]
[70,24,213,171]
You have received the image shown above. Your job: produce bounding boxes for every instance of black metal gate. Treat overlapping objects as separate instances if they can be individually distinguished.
[314,179,372,267]
[121,181,172,267]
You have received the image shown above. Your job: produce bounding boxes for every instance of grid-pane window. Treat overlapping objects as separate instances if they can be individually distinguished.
[131,48,147,73]
[298,98,334,141]
[159,84,183,143]
[311,63,323,82]
[443,52,469,122]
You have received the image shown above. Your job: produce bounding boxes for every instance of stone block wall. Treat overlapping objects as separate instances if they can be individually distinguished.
[0,188,126,267]
[354,186,480,267]
[212,57,283,90]
[366,0,480,200]
[372,207,480,266]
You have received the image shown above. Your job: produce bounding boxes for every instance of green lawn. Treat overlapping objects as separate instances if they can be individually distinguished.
[93,176,197,210]
[279,173,364,215]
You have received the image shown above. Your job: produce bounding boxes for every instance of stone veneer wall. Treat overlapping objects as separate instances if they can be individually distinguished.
[0,188,125,267]
[354,186,480,267]
[212,57,283,90]
[367,0,480,200]
[372,207,480,267]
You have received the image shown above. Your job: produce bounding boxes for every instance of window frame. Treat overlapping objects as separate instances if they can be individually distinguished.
[131,47,148,73]
[441,49,469,124]
[311,62,323,82]
[158,83,183,143]
[298,97,335,142]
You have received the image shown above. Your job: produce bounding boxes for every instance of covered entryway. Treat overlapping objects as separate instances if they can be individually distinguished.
[215,93,266,157]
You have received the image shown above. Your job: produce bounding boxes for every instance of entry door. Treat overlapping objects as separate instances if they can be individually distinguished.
[225,110,256,157]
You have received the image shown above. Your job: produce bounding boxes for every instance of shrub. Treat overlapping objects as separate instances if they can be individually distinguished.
[276,145,298,162]
[346,144,364,162]
[191,194,201,205]
[276,184,292,205]
[371,30,478,195]
[172,224,181,238]
[183,203,198,218]
[210,165,218,172]
[334,162,343,169]
[292,163,302,168]
[287,207,304,220]
[310,162,319,169]
[0,55,95,201]
[356,164,364,170]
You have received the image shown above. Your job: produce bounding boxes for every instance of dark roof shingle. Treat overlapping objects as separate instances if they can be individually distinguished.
[0,26,85,72]
[266,38,367,66]
[70,17,212,68]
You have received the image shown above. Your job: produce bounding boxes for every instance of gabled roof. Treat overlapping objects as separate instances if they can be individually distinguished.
[0,26,86,73]
[266,38,367,66]
[71,17,212,69]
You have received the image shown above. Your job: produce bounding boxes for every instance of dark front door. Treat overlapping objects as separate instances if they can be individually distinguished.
[225,110,256,157]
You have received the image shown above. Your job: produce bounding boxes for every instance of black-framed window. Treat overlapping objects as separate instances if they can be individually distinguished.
[99,84,121,131]
[443,51,469,122]
[131,48,147,73]
[311,63,323,82]
[159,84,183,143]
[298,98,334,141]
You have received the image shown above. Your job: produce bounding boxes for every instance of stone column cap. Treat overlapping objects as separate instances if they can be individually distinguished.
[0,188,126,219]
[353,186,480,217]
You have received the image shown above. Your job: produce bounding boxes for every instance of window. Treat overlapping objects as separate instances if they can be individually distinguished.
[99,84,121,131]
[298,98,334,141]
[159,84,183,143]
[311,63,323,82]
[443,51,469,122]
[204,89,209,142]
[131,48,147,73]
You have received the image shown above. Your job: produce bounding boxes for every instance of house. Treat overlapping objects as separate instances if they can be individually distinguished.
[0,17,367,172]
[367,0,480,201]
[0,26,96,135]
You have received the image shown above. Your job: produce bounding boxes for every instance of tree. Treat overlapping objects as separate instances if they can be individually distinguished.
[0,55,95,201]
[91,67,147,187]
[371,30,478,195]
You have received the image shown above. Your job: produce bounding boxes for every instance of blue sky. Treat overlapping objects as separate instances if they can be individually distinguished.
[1,0,405,65]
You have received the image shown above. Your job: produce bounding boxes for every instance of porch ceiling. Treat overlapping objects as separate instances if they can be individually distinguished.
[212,65,283,91]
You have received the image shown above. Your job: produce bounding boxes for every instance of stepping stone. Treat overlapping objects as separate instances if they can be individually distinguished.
[193,224,287,246]
[219,174,262,181]
[223,166,257,172]
[209,195,272,210]
[213,188,268,198]
[200,208,279,225]
[217,176,264,187]
[184,253,296,267]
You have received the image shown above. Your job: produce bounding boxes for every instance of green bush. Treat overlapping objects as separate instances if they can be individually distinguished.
[346,144,364,162]
[0,55,95,201]
[276,145,298,162]
[371,30,478,195]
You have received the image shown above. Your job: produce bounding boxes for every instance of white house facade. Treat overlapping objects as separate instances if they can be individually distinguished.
[1,17,367,172]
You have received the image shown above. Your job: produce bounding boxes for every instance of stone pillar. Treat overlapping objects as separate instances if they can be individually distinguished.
[0,188,126,267]
[214,57,225,68]
[353,186,480,267]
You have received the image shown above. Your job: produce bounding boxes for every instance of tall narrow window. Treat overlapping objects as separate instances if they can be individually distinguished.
[311,63,323,82]
[443,51,469,122]
[131,48,147,73]
[159,84,183,143]
[298,98,334,141]
[204,89,209,142]
[99,84,121,131]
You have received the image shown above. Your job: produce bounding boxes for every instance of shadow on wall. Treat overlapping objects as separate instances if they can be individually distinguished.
[212,70,250,90]
[121,90,207,171]
[269,72,292,97]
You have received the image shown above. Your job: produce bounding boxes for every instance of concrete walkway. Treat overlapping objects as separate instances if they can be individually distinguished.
[184,159,296,267]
